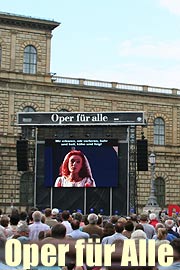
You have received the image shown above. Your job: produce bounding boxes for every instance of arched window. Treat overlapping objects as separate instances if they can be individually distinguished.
[154,177,165,208]
[23,45,37,74]
[20,172,34,206]
[59,109,69,112]
[22,106,36,139]
[154,117,165,145]
[23,106,35,113]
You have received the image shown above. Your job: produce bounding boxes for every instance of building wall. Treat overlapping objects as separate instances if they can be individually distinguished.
[0,12,180,213]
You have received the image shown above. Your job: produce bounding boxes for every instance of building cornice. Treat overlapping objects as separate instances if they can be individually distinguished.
[0,11,60,31]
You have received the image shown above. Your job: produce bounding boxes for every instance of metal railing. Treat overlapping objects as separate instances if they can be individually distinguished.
[52,75,178,95]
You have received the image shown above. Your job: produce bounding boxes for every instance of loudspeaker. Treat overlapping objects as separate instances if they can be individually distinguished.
[16,140,29,171]
[137,139,148,171]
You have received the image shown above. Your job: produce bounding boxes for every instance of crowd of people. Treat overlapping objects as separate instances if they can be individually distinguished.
[0,207,180,269]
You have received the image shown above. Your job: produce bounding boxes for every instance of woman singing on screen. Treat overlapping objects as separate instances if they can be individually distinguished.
[54,150,96,187]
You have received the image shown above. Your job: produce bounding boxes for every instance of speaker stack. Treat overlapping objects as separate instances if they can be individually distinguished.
[137,139,148,171]
[16,140,29,171]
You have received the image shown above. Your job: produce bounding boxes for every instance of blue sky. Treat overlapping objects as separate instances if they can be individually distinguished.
[1,0,180,88]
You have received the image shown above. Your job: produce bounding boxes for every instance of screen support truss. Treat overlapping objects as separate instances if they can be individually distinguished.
[128,126,137,213]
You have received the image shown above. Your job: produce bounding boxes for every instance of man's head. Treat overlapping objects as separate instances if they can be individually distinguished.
[165,219,175,230]
[155,222,165,232]
[32,211,42,222]
[124,220,134,232]
[17,222,29,236]
[130,213,138,222]
[51,223,66,239]
[87,213,98,224]
[115,222,124,233]
[44,208,52,218]
[71,220,80,230]
[51,208,59,218]
[19,211,28,221]
[61,210,70,221]
[171,238,180,261]
[149,213,157,220]
[0,215,9,227]
[131,229,147,240]
[72,212,83,222]
[140,212,148,222]
[110,215,119,224]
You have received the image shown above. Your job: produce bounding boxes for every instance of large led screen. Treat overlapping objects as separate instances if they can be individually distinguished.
[44,139,119,187]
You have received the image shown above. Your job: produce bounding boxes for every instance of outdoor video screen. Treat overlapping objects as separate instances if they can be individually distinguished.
[44,139,119,187]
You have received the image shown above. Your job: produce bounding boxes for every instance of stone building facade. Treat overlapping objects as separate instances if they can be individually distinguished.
[0,11,180,213]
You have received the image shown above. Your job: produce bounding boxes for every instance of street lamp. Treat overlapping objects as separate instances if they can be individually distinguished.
[149,152,156,166]
[145,152,160,208]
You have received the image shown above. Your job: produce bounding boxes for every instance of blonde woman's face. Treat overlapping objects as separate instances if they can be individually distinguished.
[68,155,83,174]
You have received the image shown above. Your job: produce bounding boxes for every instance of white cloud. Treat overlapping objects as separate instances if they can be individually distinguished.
[118,38,180,60]
[159,0,180,15]
[115,64,180,89]
[59,63,180,89]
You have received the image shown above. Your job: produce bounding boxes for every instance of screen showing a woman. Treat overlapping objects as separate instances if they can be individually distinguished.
[54,150,96,187]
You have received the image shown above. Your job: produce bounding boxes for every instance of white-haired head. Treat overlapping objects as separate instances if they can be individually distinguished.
[32,211,42,222]
[87,213,98,224]
[131,229,147,240]
[149,213,157,220]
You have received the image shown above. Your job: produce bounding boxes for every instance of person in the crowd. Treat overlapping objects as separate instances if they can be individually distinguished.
[158,209,168,222]
[41,213,46,224]
[153,222,176,242]
[175,217,180,234]
[101,222,115,240]
[41,223,67,243]
[97,214,103,227]
[135,223,145,231]
[54,150,96,187]
[157,238,180,269]
[0,226,6,241]
[18,211,28,224]
[61,210,73,234]
[0,215,13,239]
[110,215,119,225]
[26,208,38,225]
[67,219,89,239]
[82,214,89,226]
[155,227,170,246]
[40,223,77,270]
[28,211,50,241]
[51,208,62,222]
[139,212,155,239]
[9,214,20,237]
[72,212,85,227]
[51,208,59,219]
[149,213,159,228]
[12,222,30,243]
[131,229,147,240]
[44,208,58,228]
[50,223,67,239]
[117,217,127,225]
[165,219,180,238]
[130,213,139,228]
[102,222,127,244]
[10,207,19,216]
[82,213,103,238]
[122,220,134,239]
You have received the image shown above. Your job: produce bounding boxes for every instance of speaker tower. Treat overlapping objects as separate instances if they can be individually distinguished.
[137,139,148,171]
[16,140,29,171]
